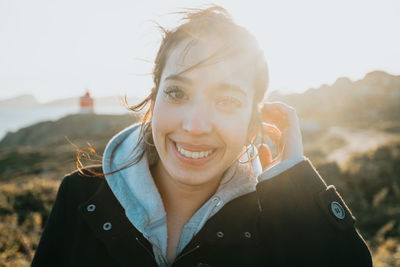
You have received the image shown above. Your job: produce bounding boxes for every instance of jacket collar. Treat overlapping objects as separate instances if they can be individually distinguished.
[78,176,261,266]
[78,178,158,266]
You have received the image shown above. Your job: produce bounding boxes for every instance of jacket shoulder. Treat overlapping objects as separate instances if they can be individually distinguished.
[255,159,373,266]
[64,165,104,182]
[64,164,104,179]
[31,165,119,266]
[60,165,106,202]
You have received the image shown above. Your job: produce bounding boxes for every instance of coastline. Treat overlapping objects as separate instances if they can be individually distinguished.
[0,106,130,140]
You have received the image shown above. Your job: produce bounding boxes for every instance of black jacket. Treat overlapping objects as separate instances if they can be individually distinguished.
[32,159,373,266]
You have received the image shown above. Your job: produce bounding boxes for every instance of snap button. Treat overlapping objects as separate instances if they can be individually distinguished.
[216,231,224,238]
[331,201,345,219]
[103,222,112,231]
[87,204,96,212]
[244,231,251,238]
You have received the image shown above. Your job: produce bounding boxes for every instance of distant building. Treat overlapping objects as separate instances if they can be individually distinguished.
[79,91,94,113]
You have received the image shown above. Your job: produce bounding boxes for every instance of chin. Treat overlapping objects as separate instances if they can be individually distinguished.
[172,169,219,187]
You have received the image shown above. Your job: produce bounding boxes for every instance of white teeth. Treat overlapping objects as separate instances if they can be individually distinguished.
[176,144,213,159]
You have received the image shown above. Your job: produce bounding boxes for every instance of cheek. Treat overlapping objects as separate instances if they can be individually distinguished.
[214,109,253,152]
[151,96,182,139]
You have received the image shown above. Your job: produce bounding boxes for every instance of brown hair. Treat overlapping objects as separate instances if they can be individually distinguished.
[78,5,269,176]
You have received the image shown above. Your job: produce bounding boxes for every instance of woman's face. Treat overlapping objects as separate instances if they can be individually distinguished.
[151,36,257,188]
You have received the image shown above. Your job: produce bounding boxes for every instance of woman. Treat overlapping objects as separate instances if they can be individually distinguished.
[32,6,373,267]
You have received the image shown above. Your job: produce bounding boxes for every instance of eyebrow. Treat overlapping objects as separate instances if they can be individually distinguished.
[218,83,248,97]
[165,74,193,85]
[165,74,248,97]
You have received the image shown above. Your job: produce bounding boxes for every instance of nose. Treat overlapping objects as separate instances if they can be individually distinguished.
[182,101,213,135]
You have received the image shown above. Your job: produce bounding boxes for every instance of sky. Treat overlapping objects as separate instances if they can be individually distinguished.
[0,0,399,103]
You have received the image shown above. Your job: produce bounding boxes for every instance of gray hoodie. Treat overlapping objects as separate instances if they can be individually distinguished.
[102,123,305,266]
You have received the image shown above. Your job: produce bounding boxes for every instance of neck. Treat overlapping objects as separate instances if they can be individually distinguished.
[151,161,220,220]
[151,160,221,264]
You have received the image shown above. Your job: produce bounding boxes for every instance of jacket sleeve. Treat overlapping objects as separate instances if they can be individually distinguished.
[255,158,373,267]
[31,176,70,267]
[257,155,306,182]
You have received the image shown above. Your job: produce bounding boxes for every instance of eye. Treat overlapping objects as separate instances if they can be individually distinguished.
[164,86,187,101]
[217,96,243,109]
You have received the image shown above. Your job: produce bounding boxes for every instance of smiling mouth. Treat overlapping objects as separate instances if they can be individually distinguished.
[174,142,216,159]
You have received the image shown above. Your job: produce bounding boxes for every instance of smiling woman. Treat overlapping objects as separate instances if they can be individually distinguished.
[153,36,256,184]
[32,5,372,267]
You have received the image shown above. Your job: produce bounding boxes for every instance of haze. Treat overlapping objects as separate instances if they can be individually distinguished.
[1,0,399,102]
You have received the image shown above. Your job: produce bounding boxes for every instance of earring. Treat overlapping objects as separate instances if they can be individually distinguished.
[238,138,257,165]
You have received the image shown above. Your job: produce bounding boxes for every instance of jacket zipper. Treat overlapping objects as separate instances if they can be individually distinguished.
[136,237,158,263]
[136,237,200,267]
[171,244,200,266]
[136,236,171,266]
[168,197,219,265]
[136,196,218,266]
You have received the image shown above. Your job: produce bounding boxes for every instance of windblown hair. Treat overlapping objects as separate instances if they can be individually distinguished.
[77,5,269,177]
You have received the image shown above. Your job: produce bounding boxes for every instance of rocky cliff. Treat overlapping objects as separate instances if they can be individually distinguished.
[268,71,400,130]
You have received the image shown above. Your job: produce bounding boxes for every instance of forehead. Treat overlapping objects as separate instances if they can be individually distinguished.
[161,37,257,91]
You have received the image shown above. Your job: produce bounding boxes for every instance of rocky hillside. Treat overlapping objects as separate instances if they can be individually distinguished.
[0,113,139,181]
[268,71,400,131]
[0,113,139,149]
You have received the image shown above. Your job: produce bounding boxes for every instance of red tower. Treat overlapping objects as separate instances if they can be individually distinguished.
[79,91,94,113]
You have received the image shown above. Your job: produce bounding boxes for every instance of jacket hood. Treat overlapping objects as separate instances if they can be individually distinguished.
[102,123,262,263]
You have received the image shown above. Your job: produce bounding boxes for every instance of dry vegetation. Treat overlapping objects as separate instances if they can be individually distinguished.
[0,113,399,266]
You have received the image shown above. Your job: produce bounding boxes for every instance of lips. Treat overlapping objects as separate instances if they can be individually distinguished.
[170,139,218,164]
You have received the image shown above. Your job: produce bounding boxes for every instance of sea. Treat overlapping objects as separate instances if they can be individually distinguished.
[0,106,130,141]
